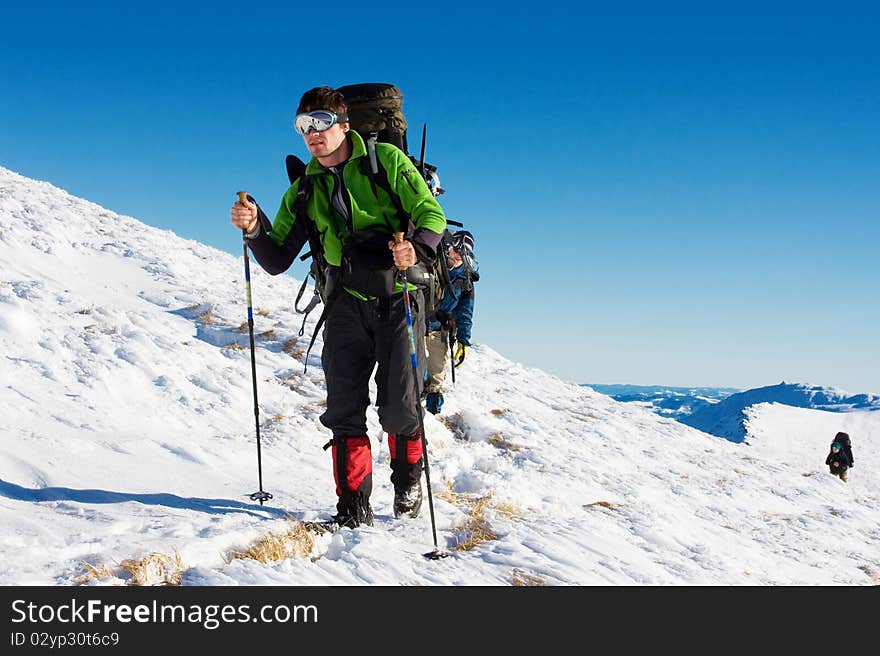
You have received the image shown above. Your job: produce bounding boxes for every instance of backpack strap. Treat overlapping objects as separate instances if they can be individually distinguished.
[285,172,342,372]
[291,174,324,330]
[366,133,380,175]
[358,144,409,233]
[301,307,325,373]
[294,275,321,324]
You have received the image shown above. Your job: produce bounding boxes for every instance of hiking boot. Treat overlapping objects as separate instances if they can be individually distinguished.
[331,498,374,528]
[425,392,443,415]
[394,481,423,519]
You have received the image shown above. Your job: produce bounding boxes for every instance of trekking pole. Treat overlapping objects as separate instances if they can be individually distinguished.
[418,123,427,178]
[449,330,456,385]
[394,232,448,560]
[238,191,273,506]
[448,317,457,385]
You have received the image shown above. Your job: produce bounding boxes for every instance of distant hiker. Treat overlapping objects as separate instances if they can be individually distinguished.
[424,230,479,415]
[230,86,447,527]
[825,432,854,482]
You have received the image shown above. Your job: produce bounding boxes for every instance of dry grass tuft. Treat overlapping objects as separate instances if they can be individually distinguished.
[118,550,185,586]
[435,483,470,506]
[453,514,498,552]
[435,487,522,552]
[223,342,245,351]
[76,308,92,315]
[492,502,523,520]
[75,549,185,586]
[439,413,468,441]
[283,338,306,360]
[511,569,547,586]
[73,561,119,585]
[226,522,324,564]
[238,321,249,333]
[487,432,523,452]
[257,329,276,340]
[490,408,508,415]
[198,307,216,325]
[257,308,270,317]
[585,500,624,511]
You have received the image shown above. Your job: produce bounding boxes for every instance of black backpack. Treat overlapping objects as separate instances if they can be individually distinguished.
[336,83,408,154]
[335,82,444,195]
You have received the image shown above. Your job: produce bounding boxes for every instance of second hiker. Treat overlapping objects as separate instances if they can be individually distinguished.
[230,86,447,527]
[424,230,479,415]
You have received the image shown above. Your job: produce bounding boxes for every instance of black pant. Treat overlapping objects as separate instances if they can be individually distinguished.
[320,289,426,439]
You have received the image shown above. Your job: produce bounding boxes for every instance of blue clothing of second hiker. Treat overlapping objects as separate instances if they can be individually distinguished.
[428,263,477,345]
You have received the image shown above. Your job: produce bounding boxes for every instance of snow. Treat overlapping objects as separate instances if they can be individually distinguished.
[1,165,878,586]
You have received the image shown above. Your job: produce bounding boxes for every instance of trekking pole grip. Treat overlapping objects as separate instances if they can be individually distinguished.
[238,191,256,234]
[393,231,407,270]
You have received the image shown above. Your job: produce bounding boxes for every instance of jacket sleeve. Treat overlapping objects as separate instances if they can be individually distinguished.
[825,453,833,465]
[452,290,475,346]
[382,146,446,259]
[245,188,310,276]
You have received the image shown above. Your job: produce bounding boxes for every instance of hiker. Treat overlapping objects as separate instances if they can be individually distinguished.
[230,86,447,527]
[424,230,479,415]
[825,432,854,482]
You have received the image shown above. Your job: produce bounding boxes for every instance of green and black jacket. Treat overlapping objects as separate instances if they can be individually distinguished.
[246,130,447,296]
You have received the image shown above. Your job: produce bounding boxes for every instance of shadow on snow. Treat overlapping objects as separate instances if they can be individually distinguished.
[0,479,287,519]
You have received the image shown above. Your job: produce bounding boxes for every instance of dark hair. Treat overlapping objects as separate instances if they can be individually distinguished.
[297,86,348,115]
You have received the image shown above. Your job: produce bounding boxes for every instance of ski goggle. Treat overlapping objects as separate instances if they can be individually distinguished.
[832,443,841,450]
[294,110,349,135]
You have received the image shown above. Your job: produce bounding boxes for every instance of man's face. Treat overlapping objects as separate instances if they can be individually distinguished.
[303,122,349,159]
[447,248,463,268]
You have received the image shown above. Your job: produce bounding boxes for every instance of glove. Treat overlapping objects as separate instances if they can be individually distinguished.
[453,342,467,368]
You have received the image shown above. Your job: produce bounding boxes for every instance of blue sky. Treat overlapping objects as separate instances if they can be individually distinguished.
[2,2,877,392]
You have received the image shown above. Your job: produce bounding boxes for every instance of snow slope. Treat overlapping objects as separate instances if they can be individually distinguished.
[1,166,878,586]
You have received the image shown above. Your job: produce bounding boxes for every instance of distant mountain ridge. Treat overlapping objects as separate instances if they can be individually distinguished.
[584,384,740,420]
[680,382,880,442]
